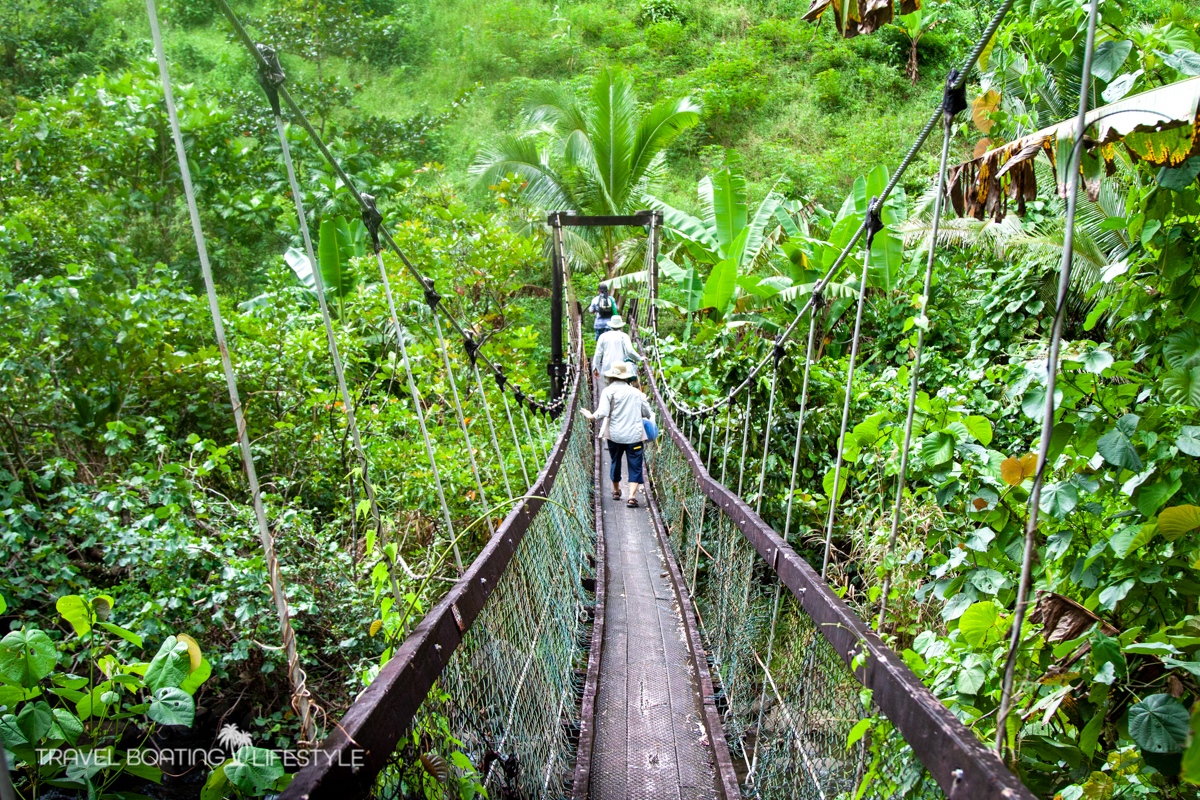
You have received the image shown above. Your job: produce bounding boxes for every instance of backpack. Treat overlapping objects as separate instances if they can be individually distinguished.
[596,295,614,319]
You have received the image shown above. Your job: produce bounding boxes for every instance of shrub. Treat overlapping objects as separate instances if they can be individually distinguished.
[168,0,215,28]
[639,0,685,26]
[645,20,686,53]
[814,67,843,110]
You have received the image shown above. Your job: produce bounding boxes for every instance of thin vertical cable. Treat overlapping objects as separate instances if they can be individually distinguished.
[736,386,755,497]
[822,218,877,579]
[272,114,408,592]
[878,117,954,630]
[501,387,531,489]
[755,345,783,514]
[146,0,315,744]
[783,314,820,541]
[719,398,734,486]
[432,314,494,535]
[474,363,513,502]
[995,0,1101,757]
[376,253,462,571]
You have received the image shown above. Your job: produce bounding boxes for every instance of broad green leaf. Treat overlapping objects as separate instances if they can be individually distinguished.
[1159,505,1200,541]
[1135,477,1181,518]
[0,630,57,687]
[202,762,232,800]
[1097,426,1143,471]
[1021,384,1062,421]
[1158,156,1200,191]
[1098,579,1135,611]
[823,468,848,503]
[1040,481,1078,519]
[1178,425,1200,457]
[1128,694,1190,753]
[959,601,1002,646]
[148,687,195,727]
[867,231,902,292]
[16,701,53,744]
[846,718,872,749]
[1118,522,1158,556]
[50,708,84,745]
[955,664,986,695]
[1184,706,1200,783]
[1163,366,1200,406]
[643,195,721,256]
[1162,48,1200,77]
[55,595,93,637]
[1080,348,1114,375]
[1164,329,1200,369]
[1080,706,1105,757]
[180,658,213,696]
[920,431,956,466]
[698,258,737,319]
[145,637,191,693]
[225,746,285,793]
[0,594,5,615]
[963,416,993,446]
[1091,39,1133,82]
[317,217,355,301]
[699,158,748,257]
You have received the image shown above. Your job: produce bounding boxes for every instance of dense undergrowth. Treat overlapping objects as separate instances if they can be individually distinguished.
[2,0,1200,797]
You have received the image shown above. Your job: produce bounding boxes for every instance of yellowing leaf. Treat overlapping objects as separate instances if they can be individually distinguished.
[176,634,203,672]
[1000,457,1024,486]
[1020,453,1038,479]
[972,90,1000,134]
[1159,505,1200,541]
[369,620,383,637]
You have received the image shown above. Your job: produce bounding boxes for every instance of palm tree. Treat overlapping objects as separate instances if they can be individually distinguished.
[470,66,701,277]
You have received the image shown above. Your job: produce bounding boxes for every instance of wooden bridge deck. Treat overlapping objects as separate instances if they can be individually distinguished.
[584,445,733,799]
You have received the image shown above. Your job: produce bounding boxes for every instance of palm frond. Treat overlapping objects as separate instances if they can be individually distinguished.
[628,95,702,200]
[470,132,576,212]
[586,66,639,214]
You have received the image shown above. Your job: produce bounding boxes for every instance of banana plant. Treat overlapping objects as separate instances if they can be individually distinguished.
[286,216,367,321]
[643,150,797,333]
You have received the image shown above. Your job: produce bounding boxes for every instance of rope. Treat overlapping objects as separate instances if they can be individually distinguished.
[995,0,1101,757]
[649,0,1015,418]
[821,212,879,579]
[376,252,463,571]
[877,112,955,630]
[146,0,316,744]
[432,313,495,536]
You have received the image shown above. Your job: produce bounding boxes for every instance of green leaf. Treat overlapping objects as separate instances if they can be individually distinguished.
[1080,706,1105,757]
[1135,477,1181,518]
[1097,426,1143,472]
[1183,706,1200,783]
[145,637,191,693]
[1128,694,1191,753]
[201,762,232,800]
[1162,48,1200,77]
[1091,39,1133,82]
[1080,348,1114,375]
[1165,330,1200,370]
[0,594,6,615]
[1158,156,1200,191]
[97,622,143,648]
[955,664,986,695]
[846,718,872,749]
[1039,481,1078,519]
[0,629,57,687]
[55,595,93,637]
[51,708,84,745]
[16,701,53,744]
[698,258,737,319]
[148,687,195,727]
[963,416,993,446]
[823,468,848,503]
[920,431,956,466]
[1022,384,1062,421]
[1177,426,1200,457]
[699,157,748,257]
[959,601,1003,646]
[225,746,285,793]
[1098,579,1135,611]
[317,217,355,301]
[180,658,213,696]
[1159,505,1200,541]
[1163,366,1200,406]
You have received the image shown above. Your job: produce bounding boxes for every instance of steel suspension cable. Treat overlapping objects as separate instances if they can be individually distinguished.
[995,0,1101,757]
[877,112,956,630]
[146,0,316,744]
[500,378,531,488]
[736,390,754,498]
[269,107,411,593]
[473,363,514,501]
[782,313,820,542]
[821,216,879,579]
[376,252,463,571]
[431,313,494,535]
[754,343,784,514]
[649,0,1015,419]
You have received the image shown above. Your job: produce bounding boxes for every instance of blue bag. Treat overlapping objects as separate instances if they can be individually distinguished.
[643,418,659,441]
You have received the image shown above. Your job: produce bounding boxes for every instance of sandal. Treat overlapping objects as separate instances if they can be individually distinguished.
[626,498,639,508]
[612,488,622,500]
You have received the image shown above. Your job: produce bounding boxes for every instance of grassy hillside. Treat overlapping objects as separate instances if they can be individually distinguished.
[101,0,991,209]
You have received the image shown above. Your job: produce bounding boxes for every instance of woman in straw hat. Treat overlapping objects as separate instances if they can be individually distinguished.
[580,361,653,507]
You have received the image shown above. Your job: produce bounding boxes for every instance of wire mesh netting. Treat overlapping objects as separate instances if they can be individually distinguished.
[650,422,944,800]
[373,376,594,799]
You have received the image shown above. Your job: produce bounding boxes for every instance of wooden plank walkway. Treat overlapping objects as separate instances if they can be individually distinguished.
[586,445,721,799]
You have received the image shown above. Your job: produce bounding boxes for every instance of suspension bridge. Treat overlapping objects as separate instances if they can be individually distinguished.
[129,0,1126,794]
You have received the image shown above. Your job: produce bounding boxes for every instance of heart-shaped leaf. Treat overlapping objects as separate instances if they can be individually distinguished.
[148,687,195,727]
[0,629,57,687]
[1091,39,1133,82]
[1164,329,1200,369]
[1163,366,1200,406]
[1128,694,1190,753]
[55,595,93,637]
[225,746,285,793]
[920,431,956,465]
[1040,481,1078,519]
[145,636,191,693]
[1097,426,1143,472]
[1178,426,1200,457]
[964,416,993,445]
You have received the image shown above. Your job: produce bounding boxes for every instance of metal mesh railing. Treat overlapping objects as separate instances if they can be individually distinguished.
[650,427,942,799]
[374,375,594,798]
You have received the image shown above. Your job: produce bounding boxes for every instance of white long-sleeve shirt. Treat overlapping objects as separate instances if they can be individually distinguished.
[591,329,642,376]
[594,381,652,444]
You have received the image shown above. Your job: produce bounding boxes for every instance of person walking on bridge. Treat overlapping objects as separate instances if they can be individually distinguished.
[588,282,617,339]
[581,362,653,507]
[591,314,642,391]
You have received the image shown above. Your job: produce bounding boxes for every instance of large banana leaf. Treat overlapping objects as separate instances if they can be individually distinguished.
[643,193,721,261]
[317,217,357,302]
[698,258,737,319]
[699,156,748,257]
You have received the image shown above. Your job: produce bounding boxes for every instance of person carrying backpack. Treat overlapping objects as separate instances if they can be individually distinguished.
[588,283,616,339]
[591,315,642,391]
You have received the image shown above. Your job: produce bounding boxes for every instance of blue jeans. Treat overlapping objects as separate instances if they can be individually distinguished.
[608,440,644,484]
[594,324,609,340]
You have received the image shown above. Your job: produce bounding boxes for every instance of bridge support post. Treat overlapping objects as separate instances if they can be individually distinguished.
[548,212,566,401]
